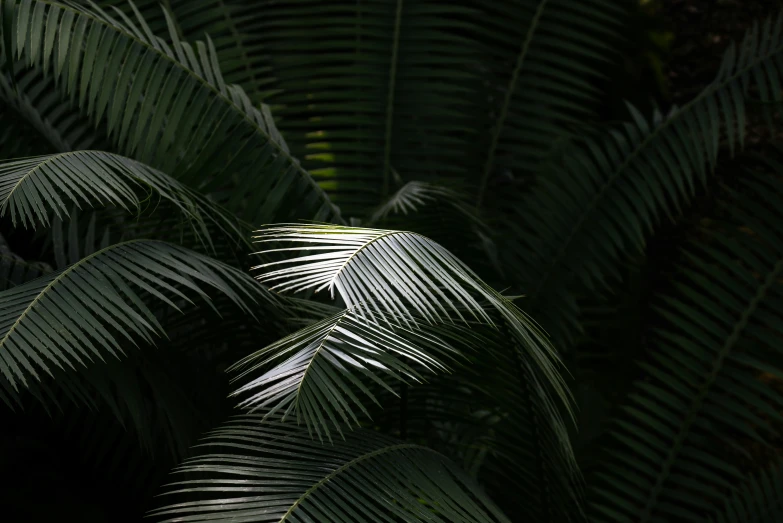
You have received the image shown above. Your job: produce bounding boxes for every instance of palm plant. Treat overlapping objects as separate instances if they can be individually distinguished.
[2,0,783,522]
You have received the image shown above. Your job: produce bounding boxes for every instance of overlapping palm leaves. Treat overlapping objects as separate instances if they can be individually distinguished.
[149,414,511,523]
[4,0,783,521]
[4,0,341,225]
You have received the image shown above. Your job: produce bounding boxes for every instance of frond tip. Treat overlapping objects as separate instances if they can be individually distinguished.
[148,414,511,523]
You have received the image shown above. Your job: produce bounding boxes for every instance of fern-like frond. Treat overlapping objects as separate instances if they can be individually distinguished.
[148,414,511,523]
[503,12,783,348]
[4,0,340,224]
[253,224,568,404]
[81,0,276,102]
[589,171,783,522]
[0,239,270,390]
[253,224,495,324]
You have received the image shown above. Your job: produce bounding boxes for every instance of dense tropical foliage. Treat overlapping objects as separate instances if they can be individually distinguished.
[2,0,783,521]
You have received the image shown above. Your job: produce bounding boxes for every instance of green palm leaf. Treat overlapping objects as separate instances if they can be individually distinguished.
[81,0,276,103]
[589,171,783,522]
[5,0,340,224]
[0,150,243,250]
[148,414,511,523]
[229,304,463,440]
[251,225,566,403]
[0,239,271,390]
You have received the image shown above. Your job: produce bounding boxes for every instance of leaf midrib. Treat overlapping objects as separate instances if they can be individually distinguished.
[327,229,410,294]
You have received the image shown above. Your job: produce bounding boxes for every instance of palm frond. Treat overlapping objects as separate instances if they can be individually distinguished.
[367,321,585,522]
[368,180,501,278]
[221,0,490,216]
[589,170,783,522]
[228,304,462,440]
[5,0,340,224]
[0,239,272,391]
[245,224,577,515]
[369,181,474,224]
[251,225,567,405]
[148,413,511,523]
[80,0,276,103]
[0,150,244,251]
[503,12,783,348]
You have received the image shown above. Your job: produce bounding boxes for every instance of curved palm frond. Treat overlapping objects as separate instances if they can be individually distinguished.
[0,150,244,251]
[246,224,576,508]
[710,460,783,523]
[0,239,273,391]
[228,304,463,440]
[503,12,783,348]
[251,225,567,399]
[149,413,511,523]
[588,171,783,522]
[5,0,341,224]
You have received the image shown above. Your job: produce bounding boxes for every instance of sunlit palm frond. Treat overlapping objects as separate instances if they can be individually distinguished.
[254,224,495,324]
[0,239,272,391]
[228,304,463,440]
[148,413,511,523]
[251,225,565,402]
